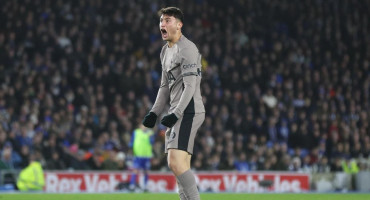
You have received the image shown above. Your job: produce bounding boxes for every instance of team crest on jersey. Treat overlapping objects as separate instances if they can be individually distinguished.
[168,130,176,144]
[170,130,176,139]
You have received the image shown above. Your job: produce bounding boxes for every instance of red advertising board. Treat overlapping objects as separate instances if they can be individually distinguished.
[44,171,309,193]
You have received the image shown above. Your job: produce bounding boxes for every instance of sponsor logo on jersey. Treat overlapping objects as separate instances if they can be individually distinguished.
[182,63,197,70]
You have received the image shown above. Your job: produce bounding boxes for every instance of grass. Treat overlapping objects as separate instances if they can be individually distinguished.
[0,193,370,200]
[1,193,370,200]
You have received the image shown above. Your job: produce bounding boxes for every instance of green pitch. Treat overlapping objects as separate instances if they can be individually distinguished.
[1,193,370,200]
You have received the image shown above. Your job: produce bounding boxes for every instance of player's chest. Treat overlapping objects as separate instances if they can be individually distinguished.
[163,50,181,85]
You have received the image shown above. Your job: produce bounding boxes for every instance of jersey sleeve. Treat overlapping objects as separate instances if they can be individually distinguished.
[180,47,201,77]
[150,69,170,115]
[173,48,201,117]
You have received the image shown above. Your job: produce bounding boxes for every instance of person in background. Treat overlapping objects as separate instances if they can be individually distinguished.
[129,125,155,191]
[45,150,66,170]
[16,150,45,191]
[234,153,250,171]
[342,157,359,174]
[342,156,359,190]
[0,142,22,169]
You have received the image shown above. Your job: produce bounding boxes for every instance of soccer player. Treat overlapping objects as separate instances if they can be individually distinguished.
[142,7,205,200]
[129,125,154,192]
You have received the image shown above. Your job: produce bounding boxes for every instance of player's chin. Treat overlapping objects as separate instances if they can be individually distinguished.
[161,34,170,40]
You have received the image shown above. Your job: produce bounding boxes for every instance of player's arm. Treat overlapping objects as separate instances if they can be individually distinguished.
[151,69,170,115]
[128,130,136,148]
[143,69,169,128]
[173,48,200,117]
[161,47,200,127]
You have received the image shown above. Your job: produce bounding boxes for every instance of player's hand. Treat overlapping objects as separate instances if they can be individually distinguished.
[161,113,178,128]
[142,112,157,128]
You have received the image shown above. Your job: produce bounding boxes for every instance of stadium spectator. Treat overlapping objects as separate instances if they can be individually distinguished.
[45,150,66,170]
[0,142,22,169]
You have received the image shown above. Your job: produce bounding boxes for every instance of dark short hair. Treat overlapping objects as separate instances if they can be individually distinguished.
[158,7,184,23]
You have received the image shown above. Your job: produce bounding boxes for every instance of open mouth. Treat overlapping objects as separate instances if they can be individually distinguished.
[160,29,168,38]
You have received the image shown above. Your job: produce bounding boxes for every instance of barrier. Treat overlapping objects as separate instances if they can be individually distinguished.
[311,172,352,192]
[0,170,19,191]
[356,172,370,192]
[43,171,310,193]
[3,170,369,192]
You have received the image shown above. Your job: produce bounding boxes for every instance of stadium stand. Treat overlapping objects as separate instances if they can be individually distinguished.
[0,0,369,175]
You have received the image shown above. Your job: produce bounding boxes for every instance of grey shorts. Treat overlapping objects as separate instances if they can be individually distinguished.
[165,112,205,155]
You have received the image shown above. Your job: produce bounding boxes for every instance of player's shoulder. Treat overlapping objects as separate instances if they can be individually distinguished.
[177,35,198,52]
[160,44,168,60]
[160,43,168,52]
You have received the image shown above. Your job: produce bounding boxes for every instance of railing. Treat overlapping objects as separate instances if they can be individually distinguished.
[0,169,19,190]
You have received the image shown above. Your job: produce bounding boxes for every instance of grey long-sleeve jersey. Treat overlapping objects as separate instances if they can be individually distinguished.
[150,35,205,118]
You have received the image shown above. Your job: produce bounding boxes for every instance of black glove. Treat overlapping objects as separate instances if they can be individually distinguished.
[161,113,178,128]
[142,112,157,128]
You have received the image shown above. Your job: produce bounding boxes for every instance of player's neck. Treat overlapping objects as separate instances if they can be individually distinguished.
[168,32,182,48]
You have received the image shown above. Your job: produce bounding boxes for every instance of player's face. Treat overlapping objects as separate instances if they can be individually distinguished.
[159,14,181,41]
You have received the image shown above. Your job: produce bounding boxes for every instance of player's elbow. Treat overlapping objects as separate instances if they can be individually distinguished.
[183,83,196,94]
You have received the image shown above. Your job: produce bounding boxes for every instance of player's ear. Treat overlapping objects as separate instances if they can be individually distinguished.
[177,21,183,30]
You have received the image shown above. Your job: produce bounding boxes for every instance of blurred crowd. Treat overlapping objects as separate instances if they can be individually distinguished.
[0,0,369,173]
